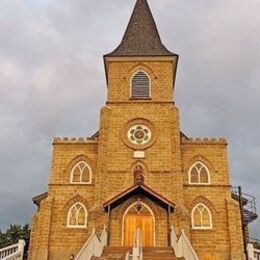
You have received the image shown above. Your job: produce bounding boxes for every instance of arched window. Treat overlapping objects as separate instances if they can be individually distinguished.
[67,202,87,228]
[192,203,212,229]
[70,161,92,184]
[188,162,210,184]
[131,71,151,99]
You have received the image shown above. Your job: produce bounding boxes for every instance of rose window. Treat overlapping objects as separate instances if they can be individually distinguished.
[127,125,152,145]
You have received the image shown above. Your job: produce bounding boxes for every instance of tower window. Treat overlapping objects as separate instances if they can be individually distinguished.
[67,202,87,228]
[131,71,151,99]
[192,203,212,229]
[188,162,210,184]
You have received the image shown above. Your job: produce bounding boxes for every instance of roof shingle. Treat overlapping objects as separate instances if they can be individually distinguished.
[105,0,176,57]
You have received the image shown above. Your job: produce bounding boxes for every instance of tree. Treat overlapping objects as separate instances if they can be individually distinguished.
[254,242,260,250]
[0,224,30,259]
[0,229,10,248]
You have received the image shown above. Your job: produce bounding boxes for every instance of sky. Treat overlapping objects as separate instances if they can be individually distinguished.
[0,0,259,238]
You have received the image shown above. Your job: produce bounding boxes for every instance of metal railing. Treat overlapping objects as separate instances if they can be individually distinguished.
[232,186,258,260]
[232,186,258,225]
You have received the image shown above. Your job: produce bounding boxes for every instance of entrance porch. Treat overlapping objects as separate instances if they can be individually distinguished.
[103,183,175,247]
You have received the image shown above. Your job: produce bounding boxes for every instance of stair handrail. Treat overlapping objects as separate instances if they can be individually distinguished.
[75,225,108,260]
[180,229,199,260]
[170,226,182,257]
[170,226,199,260]
[100,225,108,249]
[0,240,26,260]
[132,228,143,260]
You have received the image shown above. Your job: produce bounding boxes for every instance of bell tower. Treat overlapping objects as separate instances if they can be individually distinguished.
[97,0,183,211]
[104,0,179,103]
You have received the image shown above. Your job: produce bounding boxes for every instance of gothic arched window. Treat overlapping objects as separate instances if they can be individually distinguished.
[192,203,212,229]
[188,162,210,184]
[67,202,87,228]
[131,71,151,99]
[70,161,92,184]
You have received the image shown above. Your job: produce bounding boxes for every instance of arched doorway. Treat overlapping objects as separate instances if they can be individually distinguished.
[123,201,154,247]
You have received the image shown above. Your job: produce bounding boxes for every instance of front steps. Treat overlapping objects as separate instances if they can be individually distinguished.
[92,246,184,260]
[92,247,131,260]
[143,247,182,260]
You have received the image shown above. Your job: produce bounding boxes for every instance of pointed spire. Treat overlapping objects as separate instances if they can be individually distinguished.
[106,0,176,57]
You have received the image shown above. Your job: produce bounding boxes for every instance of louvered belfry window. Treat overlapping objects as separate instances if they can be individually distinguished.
[131,71,150,99]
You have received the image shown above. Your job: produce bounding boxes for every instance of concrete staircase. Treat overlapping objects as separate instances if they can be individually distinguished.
[143,247,182,260]
[91,247,131,260]
[92,246,184,260]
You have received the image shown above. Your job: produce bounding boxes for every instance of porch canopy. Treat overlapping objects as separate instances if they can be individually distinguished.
[103,183,175,212]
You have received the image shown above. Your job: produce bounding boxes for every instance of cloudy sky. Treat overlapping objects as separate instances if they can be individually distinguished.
[0,0,259,238]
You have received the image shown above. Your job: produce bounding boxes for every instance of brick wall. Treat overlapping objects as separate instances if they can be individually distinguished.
[29,60,244,260]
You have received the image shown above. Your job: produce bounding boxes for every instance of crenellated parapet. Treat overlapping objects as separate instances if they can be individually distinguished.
[53,137,98,144]
[181,137,227,145]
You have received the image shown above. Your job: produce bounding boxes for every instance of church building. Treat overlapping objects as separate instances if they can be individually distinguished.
[29,0,253,259]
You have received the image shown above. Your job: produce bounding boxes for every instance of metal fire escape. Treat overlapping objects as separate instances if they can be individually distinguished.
[232,186,258,226]
[232,186,258,260]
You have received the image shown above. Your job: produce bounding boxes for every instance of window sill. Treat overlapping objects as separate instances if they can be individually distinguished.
[49,183,95,186]
[129,97,152,101]
[188,183,211,186]
[70,182,93,185]
[184,184,231,187]
[64,226,88,230]
[192,227,213,231]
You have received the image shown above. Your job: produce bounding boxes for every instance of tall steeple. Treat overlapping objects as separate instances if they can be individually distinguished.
[105,0,176,57]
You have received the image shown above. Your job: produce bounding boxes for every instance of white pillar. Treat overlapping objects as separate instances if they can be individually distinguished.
[247,243,256,260]
[17,240,26,260]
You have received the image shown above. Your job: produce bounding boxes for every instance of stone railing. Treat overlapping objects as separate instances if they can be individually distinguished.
[0,240,26,260]
[75,225,108,260]
[247,243,260,260]
[132,228,143,260]
[170,226,199,260]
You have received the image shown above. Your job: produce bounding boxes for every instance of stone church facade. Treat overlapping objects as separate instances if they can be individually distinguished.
[29,0,245,259]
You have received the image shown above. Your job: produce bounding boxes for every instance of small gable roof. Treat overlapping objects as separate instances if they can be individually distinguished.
[103,183,175,212]
[32,192,48,206]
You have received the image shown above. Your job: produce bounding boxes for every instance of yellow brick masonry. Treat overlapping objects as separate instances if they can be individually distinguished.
[29,60,244,260]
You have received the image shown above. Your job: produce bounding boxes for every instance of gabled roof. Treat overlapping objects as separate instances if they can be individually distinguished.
[103,183,175,212]
[105,0,177,57]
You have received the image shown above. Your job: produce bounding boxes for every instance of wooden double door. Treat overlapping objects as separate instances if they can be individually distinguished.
[124,213,154,247]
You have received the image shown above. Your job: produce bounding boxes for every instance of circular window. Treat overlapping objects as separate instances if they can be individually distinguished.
[127,125,152,145]
[122,119,156,150]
